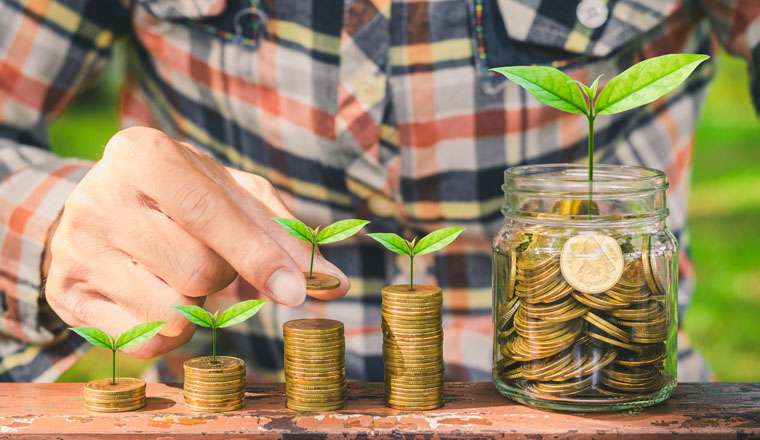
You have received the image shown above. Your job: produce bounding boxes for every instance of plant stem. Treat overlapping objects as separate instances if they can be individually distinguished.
[588,116,595,182]
[309,241,316,279]
[212,325,217,364]
[112,348,116,385]
[409,255,414,291]
[587,115,595,218]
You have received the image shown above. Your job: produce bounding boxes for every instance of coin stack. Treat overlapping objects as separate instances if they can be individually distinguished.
[183,356,246,412]
[382,284,444,410]
[83,378,146,412]
[495,228,671,398]
[283,319,346,411]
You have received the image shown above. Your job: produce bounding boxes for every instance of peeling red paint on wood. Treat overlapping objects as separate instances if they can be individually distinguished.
[0,382,758,438]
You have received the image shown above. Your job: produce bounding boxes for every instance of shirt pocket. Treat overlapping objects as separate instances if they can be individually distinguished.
[137,0,267,51]
[472,0,678,76]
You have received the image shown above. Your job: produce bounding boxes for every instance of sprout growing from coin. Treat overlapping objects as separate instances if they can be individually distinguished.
[70,321,167,385]
[368,227,465,291]
[492,54,709,215]
[172,299,267,363]
[272,217,369,289]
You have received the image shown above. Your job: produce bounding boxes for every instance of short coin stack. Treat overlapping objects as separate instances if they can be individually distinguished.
[183,356,246,412]
[382,284,445,410]
[283,319,346,411]
[83,378,146,412]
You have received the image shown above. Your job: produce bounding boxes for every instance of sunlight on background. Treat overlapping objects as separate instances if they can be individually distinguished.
[52,51,760,383]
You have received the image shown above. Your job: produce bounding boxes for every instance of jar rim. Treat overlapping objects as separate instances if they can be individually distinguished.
[504,164,668,195]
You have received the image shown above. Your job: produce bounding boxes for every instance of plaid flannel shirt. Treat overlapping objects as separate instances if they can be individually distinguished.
[1,0,758,383]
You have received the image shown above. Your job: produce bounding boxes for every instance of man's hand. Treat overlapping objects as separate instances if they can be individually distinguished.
[44,127,350,358]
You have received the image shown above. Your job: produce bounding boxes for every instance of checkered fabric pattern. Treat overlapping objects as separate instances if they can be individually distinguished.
[1,0,758,383]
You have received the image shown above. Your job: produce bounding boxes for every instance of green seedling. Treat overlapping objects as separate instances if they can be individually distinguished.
[368,227,465,291]
[272,218,370,278]
[70,321,167,385]
[171,299,267,363]
[492,53,709,214]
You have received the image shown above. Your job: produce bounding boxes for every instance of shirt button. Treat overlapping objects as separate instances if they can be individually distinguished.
[576,0,608,29]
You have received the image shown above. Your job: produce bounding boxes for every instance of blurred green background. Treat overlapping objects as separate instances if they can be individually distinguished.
[53,52,760,383]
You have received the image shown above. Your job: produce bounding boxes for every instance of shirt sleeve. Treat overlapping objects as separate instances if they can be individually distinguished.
[0,0,130,381]
[701,0,760,112]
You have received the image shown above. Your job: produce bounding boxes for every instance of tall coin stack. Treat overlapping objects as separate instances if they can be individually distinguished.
[83,378,146,412]
[183,356,246,412]
[382,284,445,410]
[283,319,346,411]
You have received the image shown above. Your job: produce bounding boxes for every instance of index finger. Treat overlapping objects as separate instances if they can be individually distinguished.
[122,137,307,306]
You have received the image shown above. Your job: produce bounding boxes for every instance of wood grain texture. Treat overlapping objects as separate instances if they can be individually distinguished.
[0,382,758,438]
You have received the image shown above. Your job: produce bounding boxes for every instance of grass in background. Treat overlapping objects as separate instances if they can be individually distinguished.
[686,53,760,381]
[50,52,760,382]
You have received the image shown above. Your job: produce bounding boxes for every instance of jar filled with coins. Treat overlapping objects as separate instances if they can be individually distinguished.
[492,164,677,412]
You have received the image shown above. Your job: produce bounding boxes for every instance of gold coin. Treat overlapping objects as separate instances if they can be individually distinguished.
[85,399,146,412]
[385,370,445,380]
[532,375,592,396]
[184,372,245,382]
[284,356,344,366]
[184,356,245,374]
[286,390,346,403]
[508,246,518,299]
[284,343,345,352]
[303,272,341,290]
[383,283,442,295]
[284,346,345,356]
[587,331,641,352]
[385,399,444,410]
[287,401,345,411]
[582,312,631,342]
[184,390,245,402]
[560,234,624,294]
[284,318,343,333]
[382,303,442,312]
[609,301,664,321]
[184,382,246,393]
[285,376,346,388]
[283,336,344,346]
[615,344,667,367]
[384,392,444,404]
[83,378,145,396]
[383,329,443,339]
[286,387,346,398]
[185,401,245,412]
[83,394,146,407]
[382,316,442,326]
[578,346,618,376]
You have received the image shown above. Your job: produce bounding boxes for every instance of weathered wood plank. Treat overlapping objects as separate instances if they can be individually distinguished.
[0,382,758,439]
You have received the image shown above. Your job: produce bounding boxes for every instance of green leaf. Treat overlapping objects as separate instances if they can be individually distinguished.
[588,74,603,102]
[595,54,709,115]
[171,305,213,328]
[413,227,466,256]
[272,217,313,243]
[367,233,411,256]
[316,219,370,244]
[568,79,593,104]
[217,299,268,328]
[69,327,113,350]
[115,321,167,350]
[491,66,588,114]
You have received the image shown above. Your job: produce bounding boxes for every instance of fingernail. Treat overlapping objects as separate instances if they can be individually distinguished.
[267,269,306,306]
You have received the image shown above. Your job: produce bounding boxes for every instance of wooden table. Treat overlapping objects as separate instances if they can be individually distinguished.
[1,382,758,438]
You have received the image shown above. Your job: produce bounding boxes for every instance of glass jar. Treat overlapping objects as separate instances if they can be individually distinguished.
[492,164,677,412]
